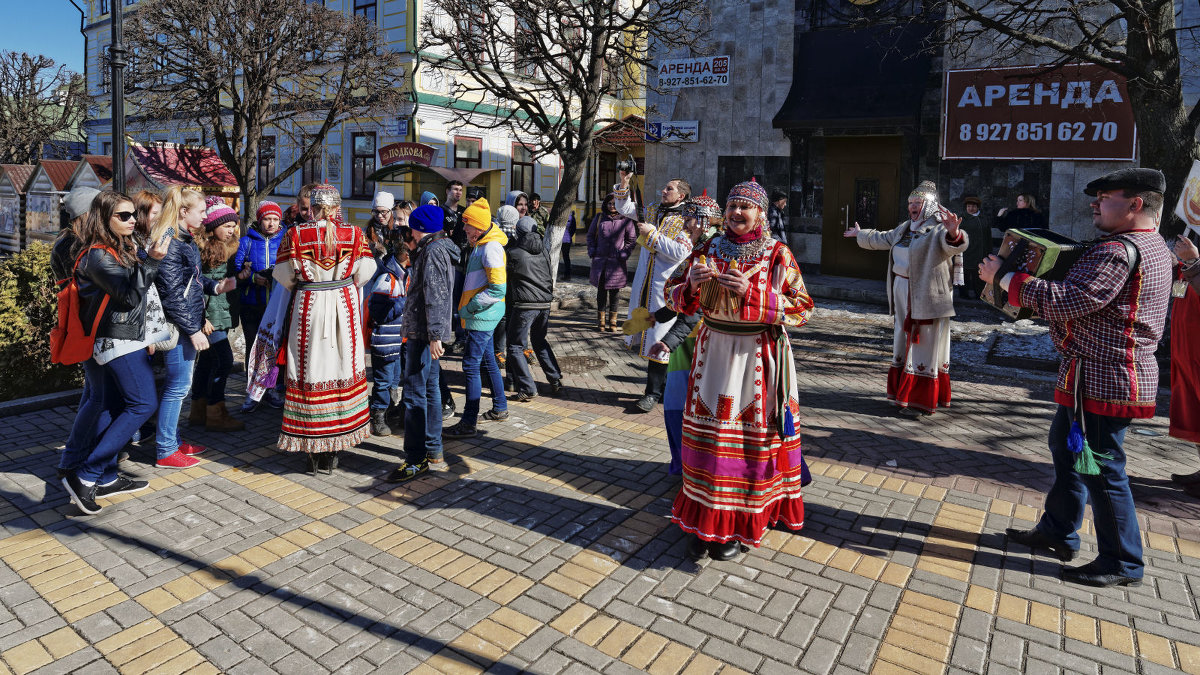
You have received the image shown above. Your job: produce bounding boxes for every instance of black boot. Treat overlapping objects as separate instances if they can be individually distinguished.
[708,540,744,561]
[370,409,392,436]
[317,451,338,475]
[686,534,707,560]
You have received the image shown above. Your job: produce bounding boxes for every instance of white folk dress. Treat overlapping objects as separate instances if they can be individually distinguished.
[272,219,377,453]
[620,200,692,362]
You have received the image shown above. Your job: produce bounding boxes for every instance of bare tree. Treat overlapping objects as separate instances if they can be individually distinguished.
[931,0,1195,231]
[0,52,89,165]
[125,0,408,214]
[421,0,710,281]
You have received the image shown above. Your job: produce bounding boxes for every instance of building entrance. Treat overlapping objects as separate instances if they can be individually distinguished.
[821,136,902,279]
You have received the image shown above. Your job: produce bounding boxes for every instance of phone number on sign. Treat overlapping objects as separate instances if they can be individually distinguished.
[659,74,729,88]
[957,121,1120,142]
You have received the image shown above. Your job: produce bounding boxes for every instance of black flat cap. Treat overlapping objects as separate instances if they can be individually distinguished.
[1084,168,1166,196]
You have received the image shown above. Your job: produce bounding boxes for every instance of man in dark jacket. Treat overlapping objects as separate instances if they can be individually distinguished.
[389,204,460,482]
[768,189,788,242]
[505,216,563,400]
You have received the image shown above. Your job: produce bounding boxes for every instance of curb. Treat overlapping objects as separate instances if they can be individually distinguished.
[0,388,84,418]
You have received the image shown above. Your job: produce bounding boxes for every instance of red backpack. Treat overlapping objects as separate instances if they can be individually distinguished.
[50,245,115,365]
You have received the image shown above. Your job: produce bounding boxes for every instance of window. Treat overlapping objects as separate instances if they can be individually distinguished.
[454,137,481,169]
[514,21,537,77]
[354,0,376,21]
[809,0,921,29]
[302,136,322,186]
[351,132,376,198]
[98,0,109,13]
[511,144,534,195]
[598,152,616,201]
[101,142,112,155]
[99,46,110,93]
[257,135,276,191]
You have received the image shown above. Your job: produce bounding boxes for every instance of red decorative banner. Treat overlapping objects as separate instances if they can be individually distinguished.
[379,142,438,167]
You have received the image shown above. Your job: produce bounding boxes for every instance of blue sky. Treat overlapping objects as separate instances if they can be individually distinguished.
[3,3,86,73]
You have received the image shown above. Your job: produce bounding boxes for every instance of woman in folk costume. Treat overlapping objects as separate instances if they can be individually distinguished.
[272,185,377,474]
[665,180,815,561]
[845,180,967,417]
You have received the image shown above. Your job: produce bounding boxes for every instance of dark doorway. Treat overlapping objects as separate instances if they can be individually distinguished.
[821,136,902,279]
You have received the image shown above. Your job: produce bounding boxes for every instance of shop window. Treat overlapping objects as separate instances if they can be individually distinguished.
[454,137,482,168]
[511,144,534,195]
[351,132,376,198]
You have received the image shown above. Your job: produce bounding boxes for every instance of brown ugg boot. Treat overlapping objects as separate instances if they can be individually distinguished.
[597,310,606,332]
[206,402,245,432]
[187,398,207,427]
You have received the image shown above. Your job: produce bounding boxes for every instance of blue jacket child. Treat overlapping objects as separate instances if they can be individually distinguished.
[367,247,410,431]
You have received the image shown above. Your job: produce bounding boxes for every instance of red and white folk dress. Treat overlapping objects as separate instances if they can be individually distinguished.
[665,235,814,546]
[272,219,377,454]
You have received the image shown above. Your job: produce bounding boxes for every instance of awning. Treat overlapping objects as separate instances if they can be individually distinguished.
[367,164,500,185]
[773,22,937,130]
[595,115,645,149]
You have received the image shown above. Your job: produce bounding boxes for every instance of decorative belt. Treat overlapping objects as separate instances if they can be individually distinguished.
[703,318,773,336]
[296,277,354,291]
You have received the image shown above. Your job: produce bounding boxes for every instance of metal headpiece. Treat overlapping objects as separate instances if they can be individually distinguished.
[908,180,939,220]
[727,179,769,212]
[683,190,722,219]
[311,184,341,208]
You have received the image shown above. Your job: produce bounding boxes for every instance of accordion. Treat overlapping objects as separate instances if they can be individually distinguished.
[982,228,1088,320]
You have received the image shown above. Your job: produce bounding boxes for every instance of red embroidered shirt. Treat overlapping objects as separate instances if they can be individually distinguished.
[1010,230,1171,418]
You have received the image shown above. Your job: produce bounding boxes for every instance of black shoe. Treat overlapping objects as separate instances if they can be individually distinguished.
[443,422,479,438]
[317,452,338,475]
[513,392,537,403]
[708,541,744,561]
[1061,561,1142,588]
[549,379,563,396]
[60,473,101,515]
[634,395,658,413]
[686,535,708,561]
[387,460,427,482]
[481,409,509,422]
[305,453,320,476]
[442,399,456,420]
[1171,469,1200,485]
[95,476,149,498]
[1005,527,1076,562]
[370,409,392,437]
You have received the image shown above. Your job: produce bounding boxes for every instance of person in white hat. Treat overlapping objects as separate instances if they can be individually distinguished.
[366,191,396,258]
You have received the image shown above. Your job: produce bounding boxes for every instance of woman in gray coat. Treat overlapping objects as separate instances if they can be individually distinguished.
[845,180,967,416]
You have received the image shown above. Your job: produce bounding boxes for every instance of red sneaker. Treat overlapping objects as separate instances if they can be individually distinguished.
[156,450,200,469]
[178,441,207,456]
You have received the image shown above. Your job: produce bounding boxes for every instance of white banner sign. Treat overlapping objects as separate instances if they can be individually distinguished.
[656,56,730,89]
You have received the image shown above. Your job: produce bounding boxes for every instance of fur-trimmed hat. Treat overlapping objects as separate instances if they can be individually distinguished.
[202,196,239,231]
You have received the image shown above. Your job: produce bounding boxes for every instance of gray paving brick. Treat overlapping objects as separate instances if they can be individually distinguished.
[196,635,252,671]
[797,636,841,675]
[242,630,294,665]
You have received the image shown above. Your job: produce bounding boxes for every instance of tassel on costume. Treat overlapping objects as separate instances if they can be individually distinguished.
[1067,412,1113,477]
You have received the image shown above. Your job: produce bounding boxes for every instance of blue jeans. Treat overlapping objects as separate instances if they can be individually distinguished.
[1037,405,1143,578]
[461,329,507,427]
[506,308,562,395]
[79,351,158,484]
[60,359,108,472]
[403,340,442,464]
[156,341,197,459]
[370,351,405,410]
[192,331,232,404]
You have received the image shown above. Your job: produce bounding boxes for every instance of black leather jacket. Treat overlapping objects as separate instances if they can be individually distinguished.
[155,234,216,336]
[76,247,160,341]
[506,230,553,310]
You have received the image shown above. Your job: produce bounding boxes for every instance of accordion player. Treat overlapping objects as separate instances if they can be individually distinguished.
[981,228,1088,320]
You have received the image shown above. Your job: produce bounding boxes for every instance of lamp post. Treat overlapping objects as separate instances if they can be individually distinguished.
[109,1,127,193]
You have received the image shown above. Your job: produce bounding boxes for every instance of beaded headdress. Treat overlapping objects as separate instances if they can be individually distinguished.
[311,184,341,208]
[726,179,769,212]
[908,180,940,221]
[683,190,722,219]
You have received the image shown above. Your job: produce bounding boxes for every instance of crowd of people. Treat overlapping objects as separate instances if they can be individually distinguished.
[45,164,1200,584]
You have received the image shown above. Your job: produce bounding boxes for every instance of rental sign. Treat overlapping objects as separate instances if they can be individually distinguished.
[656,56,731,89]
[941,64,1136,161]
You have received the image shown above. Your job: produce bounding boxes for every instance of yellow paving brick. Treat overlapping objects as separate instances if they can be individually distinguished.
[214,555,257,579]
[162,575,209,603]
[356,499,395,517]
[915,560,970,583]
[21,554,86,580]
[879,562,912,587]
[803,541,837,564]
[647,642,693,675]
[154,648,208,675]
[487,576,533,605]
[407,541,449,565]
[259,537,301,559]
[880,477,906,493]
[490,608,542,637]
[237,546,281,570]
[301,520,341,538]
[448,631,505,665]
[280,529,321,548]
[419,548,463,572]
[32,567,104,596]
[964,586,996,613]
[680,652,723,674]
[2,640,53,675]
[135,588,182,615]
[543,571,590,599]
[623,632,669,669]
[1012,504,1039,523]
[1028,602,1060,633]
[1179,643,1200,675]
[596,621,642,658]
[1063,612,1098,645]
[900,481,925,497]
[559,562,605,587]
[883,626,951,663]
[828,549,861,573]
[886,615,954,647]
[876,643,946,675]
[55,583,121,613]
[62,594,126,622]
[575,615,619,646]
[188,568,230,590]
[470,569,514,597]
[1099,620,1135,656]
[38,626,87,659]
[779,537,813,558]
[182,663,220,675]
[104,626,174,665]
[550,603,597,635]
[470,619,524,651]
[903,591,959,619]
[1178,538,1200,560]
[870,661,922,675]
[1135,631,1176,668]
[117,637,191,674]
[450,560,495,587]
[923,486,948,502]
[853,555,887,581]
[996,593,1029,623]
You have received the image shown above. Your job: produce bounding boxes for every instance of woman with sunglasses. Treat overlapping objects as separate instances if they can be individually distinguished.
[59,191,170,515]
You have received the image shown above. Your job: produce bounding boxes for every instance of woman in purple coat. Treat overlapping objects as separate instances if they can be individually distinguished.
[587,193,638,332]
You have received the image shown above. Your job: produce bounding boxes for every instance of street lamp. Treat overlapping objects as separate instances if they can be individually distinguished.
[110,1,127,193]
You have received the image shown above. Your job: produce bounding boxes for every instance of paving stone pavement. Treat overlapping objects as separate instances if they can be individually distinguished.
[1,300,1199,675]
